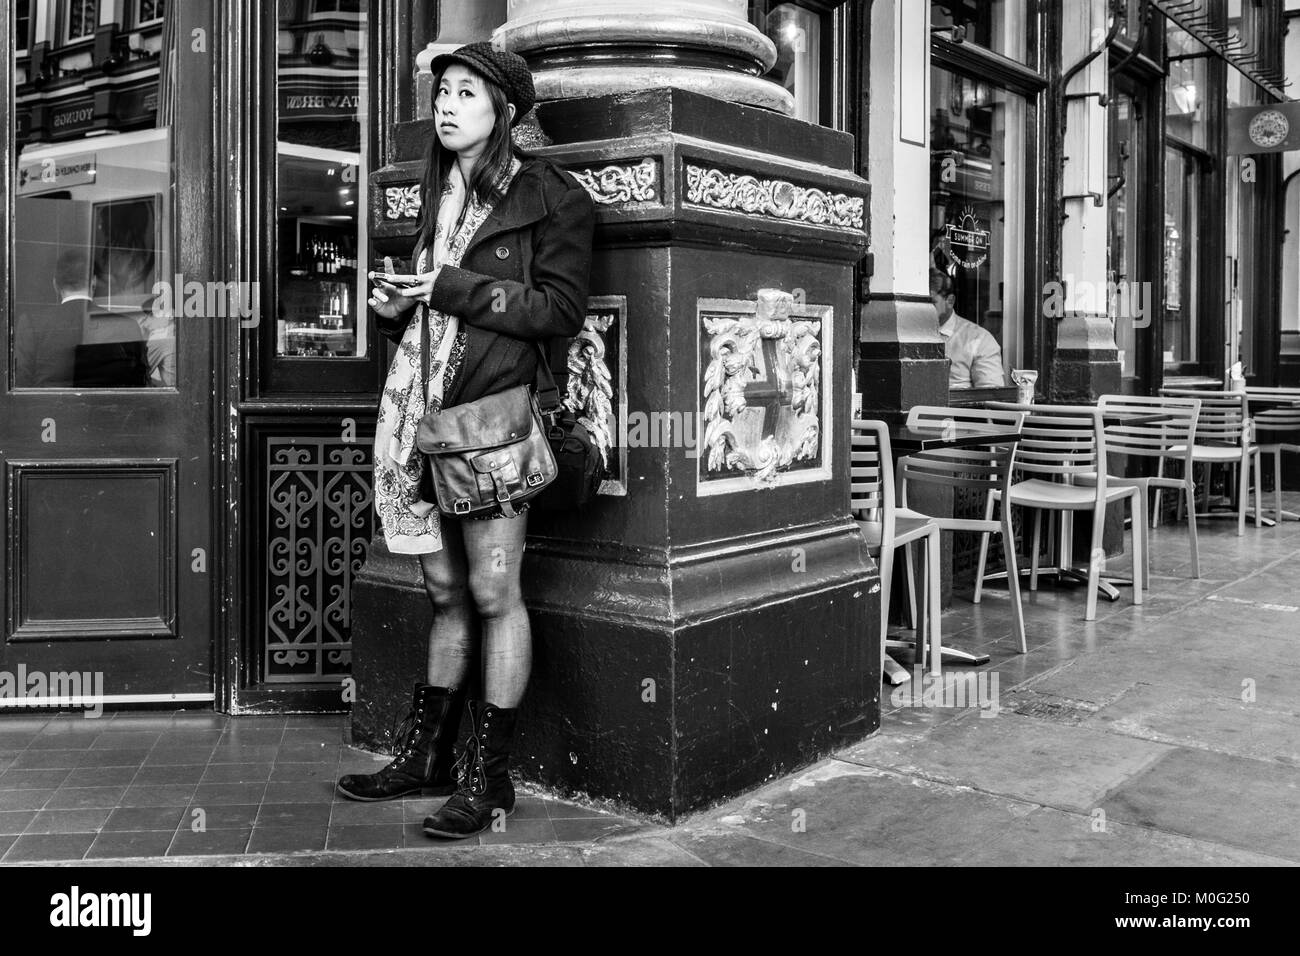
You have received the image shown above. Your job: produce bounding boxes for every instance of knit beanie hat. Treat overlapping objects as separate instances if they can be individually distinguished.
[429,42,536,126]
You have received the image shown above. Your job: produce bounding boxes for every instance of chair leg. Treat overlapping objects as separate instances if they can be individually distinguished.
[903,541,918,629]
[1237,454,1249,536]
[878,546,895,682]
[1184,479,1200,579]
[1130,492,1145,605]
[1254,450,1263,528]
[1086,507,1105,622]
[926,530,942,678]
[1276,447,1284,522]
[1002,512,1027,654]
[1030,508,1042,592]
[974,493,996,603]
[1153,457,1166,527]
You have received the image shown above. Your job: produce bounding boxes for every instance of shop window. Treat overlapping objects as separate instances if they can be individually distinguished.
[273,0,370,365]
[10,1,176,389]
[65,0,98,43]
[311,0,363,16]
[1165,23,1208,151]
[1107,90,1144,380]
[1164,146,1201,366]
[931,0,1028,63]
[764,4,823,123]
[929,65,1025,385]
[15,0,30,53]
[135,0,166,28]
[750,0,842,128]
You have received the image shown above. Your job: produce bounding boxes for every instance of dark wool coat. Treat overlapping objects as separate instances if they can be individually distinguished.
[377,155,596,407]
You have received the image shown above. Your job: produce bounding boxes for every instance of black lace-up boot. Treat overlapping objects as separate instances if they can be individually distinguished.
[336,683,466,801]
[421,700,517,838]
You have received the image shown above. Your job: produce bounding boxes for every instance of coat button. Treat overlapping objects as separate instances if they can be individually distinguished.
[495,246,510,259]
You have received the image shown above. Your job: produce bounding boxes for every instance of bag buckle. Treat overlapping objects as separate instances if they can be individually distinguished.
[453,498,472,514]
[526,472,544,488]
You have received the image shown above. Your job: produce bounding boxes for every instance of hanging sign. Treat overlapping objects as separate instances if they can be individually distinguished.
[943,207,990,270]
[1227,102,1300,154]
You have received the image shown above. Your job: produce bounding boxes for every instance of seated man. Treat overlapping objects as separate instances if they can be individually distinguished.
[930,269,1006,389]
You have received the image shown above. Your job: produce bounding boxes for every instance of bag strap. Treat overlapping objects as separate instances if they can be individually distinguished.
[534,340,562,415]
[423,305,562,416]
[420,303,429,404]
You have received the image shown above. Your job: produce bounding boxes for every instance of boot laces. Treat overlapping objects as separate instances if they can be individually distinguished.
[451,715,487,799]
[389,704,424,768]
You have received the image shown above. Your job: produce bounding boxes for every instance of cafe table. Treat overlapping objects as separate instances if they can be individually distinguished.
[879,420,1023,685]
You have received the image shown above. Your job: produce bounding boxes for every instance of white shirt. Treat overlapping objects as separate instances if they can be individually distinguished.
[939,312,1006,389]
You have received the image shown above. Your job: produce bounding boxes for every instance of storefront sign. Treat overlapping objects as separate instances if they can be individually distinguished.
[49,100,97,137]
[280,76,361,121]
[114,86,161,125]
[1227,102,1300,154]
[943,208,990,269]
[17,153,97,196]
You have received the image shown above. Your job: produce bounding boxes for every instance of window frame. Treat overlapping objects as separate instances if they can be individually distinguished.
[15,0,31,54]
[63,0,99,45]
[134,0,166,29]
[930,0,1038,69]
[255,0,379,397]
[931,9,1047,379]
[749,0,850,130]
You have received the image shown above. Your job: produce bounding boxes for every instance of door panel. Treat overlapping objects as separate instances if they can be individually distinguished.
[1,1,213,702]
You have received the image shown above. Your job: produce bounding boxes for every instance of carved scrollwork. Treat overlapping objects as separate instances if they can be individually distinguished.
[684,164,864,231]
[564,312,616,469]
[701,290,825,487]
[570,158,658,206]
[384,184,423,220]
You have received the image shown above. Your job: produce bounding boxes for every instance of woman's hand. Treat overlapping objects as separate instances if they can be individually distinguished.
[368,270,440,314]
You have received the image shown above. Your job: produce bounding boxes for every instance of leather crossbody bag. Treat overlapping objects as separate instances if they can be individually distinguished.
[414,311,561,518]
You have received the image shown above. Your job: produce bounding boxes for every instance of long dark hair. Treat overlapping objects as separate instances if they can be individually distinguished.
[416,66,523,257]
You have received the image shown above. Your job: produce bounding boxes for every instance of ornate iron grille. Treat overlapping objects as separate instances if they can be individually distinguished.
[264,439,373,682]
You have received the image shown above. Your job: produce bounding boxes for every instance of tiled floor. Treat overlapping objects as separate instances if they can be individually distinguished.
[3,492,1299,865]
[0,713,639,863]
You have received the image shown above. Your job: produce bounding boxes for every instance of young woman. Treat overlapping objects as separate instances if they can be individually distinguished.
[335,43,596,840]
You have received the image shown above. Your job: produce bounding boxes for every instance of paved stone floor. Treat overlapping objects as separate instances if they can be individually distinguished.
[2,493,1298,866]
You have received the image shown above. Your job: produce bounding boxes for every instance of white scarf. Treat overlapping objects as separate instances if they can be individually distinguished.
[372,160,518,554]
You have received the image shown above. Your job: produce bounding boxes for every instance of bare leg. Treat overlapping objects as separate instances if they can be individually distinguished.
[462,512,532,708]
[417,518,474,690]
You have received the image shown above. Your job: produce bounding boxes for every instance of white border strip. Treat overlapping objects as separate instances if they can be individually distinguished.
[0,693,214,708]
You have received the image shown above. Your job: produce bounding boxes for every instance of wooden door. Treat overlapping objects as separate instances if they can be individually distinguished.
[1,1,215,705]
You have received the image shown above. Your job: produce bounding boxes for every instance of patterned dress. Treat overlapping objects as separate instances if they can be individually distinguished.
[372,159,524,554]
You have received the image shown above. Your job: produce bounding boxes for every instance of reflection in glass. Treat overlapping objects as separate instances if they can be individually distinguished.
[1164,146,1200,365]
[275,1,369,360]
[764,4,821,124]
[11,2,176,388]
[930,65,1025,377]
[931,1,1026,62]
[1165,24,1207,150]
[1107,91,1140,379]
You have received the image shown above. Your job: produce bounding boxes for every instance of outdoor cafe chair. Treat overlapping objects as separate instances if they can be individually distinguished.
[1093,393,1202,580]
[983,403,1145,622]
[851,420,943,677]
[893,405,1028,654]
[1158,388,1262,536]
[1245,386,1300,522]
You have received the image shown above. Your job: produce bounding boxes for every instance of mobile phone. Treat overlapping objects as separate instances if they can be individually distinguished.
[372,272,420,289]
